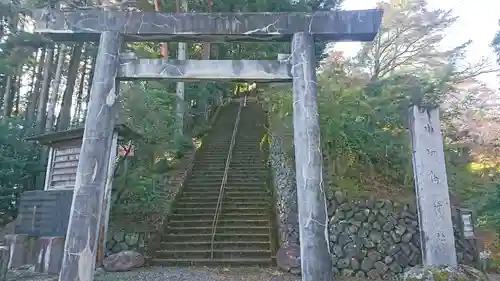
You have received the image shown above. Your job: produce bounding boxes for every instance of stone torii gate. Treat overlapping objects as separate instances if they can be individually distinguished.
[32,9,383,281]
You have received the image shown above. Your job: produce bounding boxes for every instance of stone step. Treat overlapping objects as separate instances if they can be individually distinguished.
[195,162,264,166]
[190,167,266,173]
[179,195,269,202]
[185,185,268,192]
[176,201,269,209]
[154,248,271,260]
[182,190,268,197]
[194,161,265,166]
[174,206,268,215]
[190,168,266,173]
[181,190,268,196]
[176,195,271,201]
[199,147,260,152]
[196,160,263,164]
[168,219,270,228]
[200,156,264,160]
[158,241,271,251]
[187,175,267,182]
[192,170,268,176]
[168,226,270,235]
[185,180,268,186]
[169,212,269,222]
[149,257,272,267]
[161,233,270,243]
[188,176,267,182]
[224,181,267,186]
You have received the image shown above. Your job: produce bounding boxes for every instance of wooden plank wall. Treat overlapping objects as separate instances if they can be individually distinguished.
[48,144,81,189]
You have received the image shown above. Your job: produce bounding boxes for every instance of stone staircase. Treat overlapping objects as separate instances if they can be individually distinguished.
[151,100,273,266]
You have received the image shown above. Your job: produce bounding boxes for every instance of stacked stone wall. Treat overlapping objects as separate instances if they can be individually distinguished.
[105,230,151,257]
[269,133,479,279]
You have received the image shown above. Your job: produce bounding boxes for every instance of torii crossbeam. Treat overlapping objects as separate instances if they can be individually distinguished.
[33,9,382,42]
[32,8,383,281]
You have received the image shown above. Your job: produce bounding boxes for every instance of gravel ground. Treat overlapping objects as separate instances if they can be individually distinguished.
[95,267,301,281]
[7,266,302,281]
[489,274,500,281]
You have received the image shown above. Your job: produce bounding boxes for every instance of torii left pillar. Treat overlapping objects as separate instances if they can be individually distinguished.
[58,31,122,281]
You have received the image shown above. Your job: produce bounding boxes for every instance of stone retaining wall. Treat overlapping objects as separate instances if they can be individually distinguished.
[105,229,151,257]
[269,132,299,248]
[327,192,478,278]
[269,132,479,279]
[105,148,196,258]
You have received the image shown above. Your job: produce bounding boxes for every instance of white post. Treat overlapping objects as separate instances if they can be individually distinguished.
[97,132,118,264]
[409,105,457,266]
[43,148,54,190]
[176,0,188,136]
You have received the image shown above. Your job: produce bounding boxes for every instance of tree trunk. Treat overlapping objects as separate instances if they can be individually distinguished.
[25,58,39,110]
[45,44,66,132]
[2,14,20,120]
[57,44,83,131]
[36,47,55,134]
[2,76,13,119]
[25,48,47,126]
[83,45,97,122]
[13,75,21,116]
[73,47,89,125]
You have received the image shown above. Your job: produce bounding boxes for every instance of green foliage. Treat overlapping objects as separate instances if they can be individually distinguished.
[109,81,191,226]
[110,167,167,230]
[0,117,43,225]
[262,64,495,203]
[493,20,500,65]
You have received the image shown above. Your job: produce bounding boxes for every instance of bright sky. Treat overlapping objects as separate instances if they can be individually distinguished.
[336,0,500,89]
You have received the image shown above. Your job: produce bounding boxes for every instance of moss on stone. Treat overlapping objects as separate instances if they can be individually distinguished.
[432,270,450,281]
[402,264,488,281]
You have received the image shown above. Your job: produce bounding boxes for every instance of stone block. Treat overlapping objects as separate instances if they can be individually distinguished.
[35,236,64,274]
[0,246,9,281]
[5,234,27,269]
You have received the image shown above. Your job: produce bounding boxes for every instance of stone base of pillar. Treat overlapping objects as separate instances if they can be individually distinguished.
[5,235,65,275]
[35,236,64,274]
[0,246,9,281]
[5,234,28,269]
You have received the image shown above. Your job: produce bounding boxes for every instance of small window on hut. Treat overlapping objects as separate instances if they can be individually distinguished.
[47,144,81,190]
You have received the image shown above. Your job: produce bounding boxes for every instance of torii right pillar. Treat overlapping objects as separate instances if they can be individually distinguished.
[409,105,457,266]
[291,32,333,280]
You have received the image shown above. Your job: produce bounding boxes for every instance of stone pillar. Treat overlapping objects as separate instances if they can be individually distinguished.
[58,31,122,281]
[277,53,291,61]
[97,132,119,265]
[5,234,27,269]
[270,54,291,88]
[408,105,457,266]
[36,237,65,274]
[0,246,8,281]
[176,0,188,136]
[291,32,333,281]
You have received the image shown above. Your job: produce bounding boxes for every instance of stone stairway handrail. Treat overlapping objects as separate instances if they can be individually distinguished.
[210,99,243,259]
